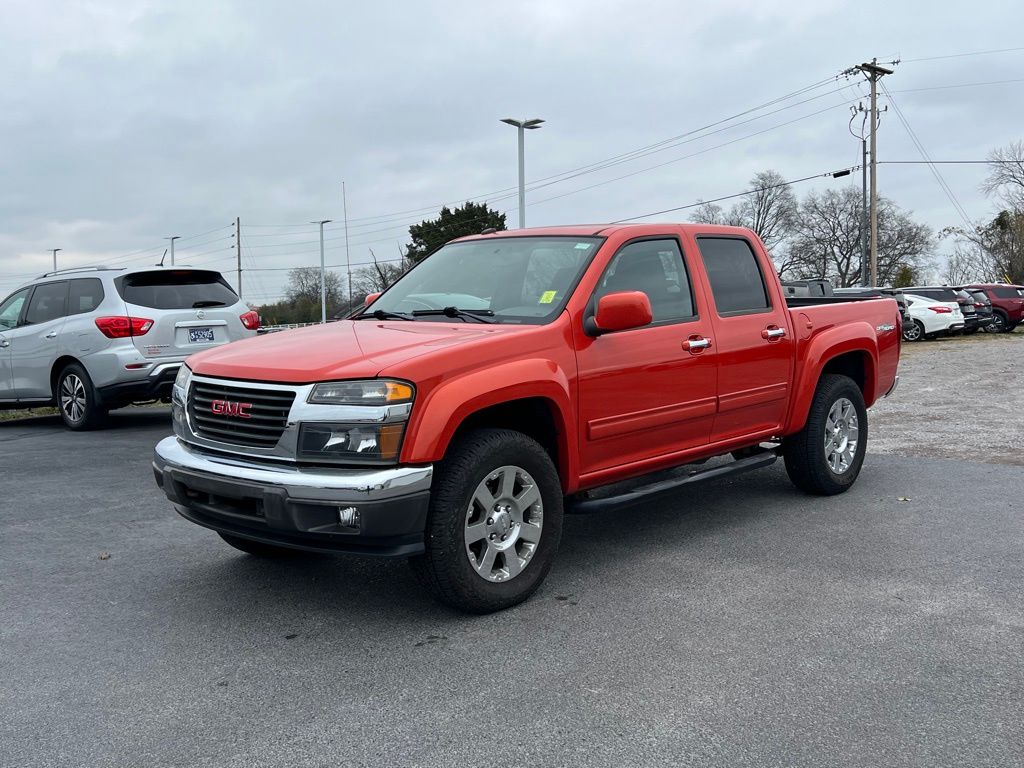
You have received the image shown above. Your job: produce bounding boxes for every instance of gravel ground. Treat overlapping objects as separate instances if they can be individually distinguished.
[871,327,1024,465]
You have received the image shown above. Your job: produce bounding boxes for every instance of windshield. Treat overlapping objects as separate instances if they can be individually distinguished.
[365,236,602,324]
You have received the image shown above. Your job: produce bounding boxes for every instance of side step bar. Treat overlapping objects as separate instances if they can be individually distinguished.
[567,449,779,515]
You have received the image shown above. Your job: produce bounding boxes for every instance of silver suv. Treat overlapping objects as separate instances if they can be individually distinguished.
[0,265,258,429]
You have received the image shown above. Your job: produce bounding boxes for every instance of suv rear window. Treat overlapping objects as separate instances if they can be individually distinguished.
[911,287,959,302]
[992,286,1024,299]
[116,270,237,310]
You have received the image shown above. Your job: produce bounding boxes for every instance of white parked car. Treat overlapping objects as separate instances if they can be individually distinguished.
[901,293,964,341]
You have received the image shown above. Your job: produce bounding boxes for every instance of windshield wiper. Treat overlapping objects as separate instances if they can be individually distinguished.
[192,300,227,308]
[412,307,496,324]
[354,309,416,321]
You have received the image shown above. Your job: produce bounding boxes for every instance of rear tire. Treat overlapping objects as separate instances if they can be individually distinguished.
[218,532,304,559]
[988,310,1009,333]
[783,374,867,496]
[56,363,107,431]
[409,428,563,613]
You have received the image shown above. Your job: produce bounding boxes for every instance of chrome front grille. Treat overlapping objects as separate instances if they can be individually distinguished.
[187,380,295,448]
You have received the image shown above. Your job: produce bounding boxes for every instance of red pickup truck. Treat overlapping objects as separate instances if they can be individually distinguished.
[153,224,900,612]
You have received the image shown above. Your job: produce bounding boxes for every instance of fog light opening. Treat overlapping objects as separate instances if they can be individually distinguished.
[337,506,361,530]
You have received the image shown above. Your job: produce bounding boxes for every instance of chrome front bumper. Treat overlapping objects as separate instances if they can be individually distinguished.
[152,436,433,556]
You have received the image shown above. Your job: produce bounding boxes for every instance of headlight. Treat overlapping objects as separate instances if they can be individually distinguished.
[297,422,406,464]
[172,364,192,406]
[308,379,414,406]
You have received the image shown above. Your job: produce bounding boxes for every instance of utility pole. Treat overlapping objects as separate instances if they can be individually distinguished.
[51,248,61,271]
[860,138,868,285]
[311,220,332,324]
[235,217,242,300]
[854,59,894,286]
[166,235,180,266]
[500,118,544,228]
[342,182,352,307]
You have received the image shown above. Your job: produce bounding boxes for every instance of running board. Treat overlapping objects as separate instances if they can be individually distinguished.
[567,449,779,514]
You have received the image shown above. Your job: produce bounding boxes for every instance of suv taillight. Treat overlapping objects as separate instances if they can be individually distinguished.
[240,310,260,330]
[94,316,154,338]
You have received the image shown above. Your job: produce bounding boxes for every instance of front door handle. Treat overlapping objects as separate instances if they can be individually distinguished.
[762,326,786,340]
[684,336,712,352]
[45,331,58,339]
[0,338,8,348]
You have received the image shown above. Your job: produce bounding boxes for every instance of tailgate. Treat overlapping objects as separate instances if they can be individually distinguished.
[116,270,248,358]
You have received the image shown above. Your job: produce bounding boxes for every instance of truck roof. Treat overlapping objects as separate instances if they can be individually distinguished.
[453,222,755,242]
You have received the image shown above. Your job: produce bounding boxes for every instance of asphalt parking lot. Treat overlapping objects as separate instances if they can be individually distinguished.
[3,350,1023,767]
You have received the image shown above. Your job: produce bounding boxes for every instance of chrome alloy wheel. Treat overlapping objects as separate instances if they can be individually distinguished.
[824,397,859,474]
[464,465,543,582]
[60,373,87,423]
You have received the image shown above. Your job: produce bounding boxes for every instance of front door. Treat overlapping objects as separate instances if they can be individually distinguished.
[0,287,32,401]
[692,235,793,442]
[8,281,69,400]
[574,236,718,476]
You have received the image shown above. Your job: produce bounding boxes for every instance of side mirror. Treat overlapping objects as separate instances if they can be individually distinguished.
[364,292,382,306]
[588,291,653,335]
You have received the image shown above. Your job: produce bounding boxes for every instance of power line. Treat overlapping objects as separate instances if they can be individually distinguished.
[901,46,1024,63]
[880,82,974,230]
[890,77,1024,93]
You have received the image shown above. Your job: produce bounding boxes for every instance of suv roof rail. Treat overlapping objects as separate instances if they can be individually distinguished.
[37,265,125,278]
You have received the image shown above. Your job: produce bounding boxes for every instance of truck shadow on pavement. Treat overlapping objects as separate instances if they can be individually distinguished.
[150,465,804,633]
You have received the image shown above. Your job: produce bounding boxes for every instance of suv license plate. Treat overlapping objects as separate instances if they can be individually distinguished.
[188,327,215,343]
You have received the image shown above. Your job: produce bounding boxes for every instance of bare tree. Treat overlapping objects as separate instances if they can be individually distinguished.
[982,140,1024,209]
[285,266,345,312]
[942,241,993,285]
[351,256,408,297]
[788,187,932,287]
[690,201,730,225]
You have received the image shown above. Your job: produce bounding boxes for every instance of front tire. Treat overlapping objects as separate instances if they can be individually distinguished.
[56,363,107,430]
[783,374,867,496]
[409,428,563,613]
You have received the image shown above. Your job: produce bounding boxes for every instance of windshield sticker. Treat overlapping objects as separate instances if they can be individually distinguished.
[574,242,592,250]
[539,290,558,304]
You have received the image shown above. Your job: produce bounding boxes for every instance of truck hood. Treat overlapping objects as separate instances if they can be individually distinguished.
[186,320,526,383]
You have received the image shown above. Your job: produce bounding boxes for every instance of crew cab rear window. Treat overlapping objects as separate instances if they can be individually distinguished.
[991,286,1024,299]
[696,237,770,315]
[116,270,237,310]
[68,278,104,315]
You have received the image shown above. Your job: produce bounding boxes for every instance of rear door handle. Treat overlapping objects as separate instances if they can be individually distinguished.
[684,336,712,352]
[0,338,8,348]
[45,331,58,339]
[762,327,786,340]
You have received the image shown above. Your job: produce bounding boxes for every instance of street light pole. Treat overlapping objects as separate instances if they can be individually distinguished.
[51,248,61,271]
[500,118,544,228]
[311,220,332,324]
[166,236,180,266]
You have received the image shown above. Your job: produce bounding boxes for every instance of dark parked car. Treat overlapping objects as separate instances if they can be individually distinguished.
[953,289,992,334]
[961,288,996,334]
[960,283,1024,333]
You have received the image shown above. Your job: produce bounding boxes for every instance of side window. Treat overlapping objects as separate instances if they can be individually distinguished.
[0,288,32,330]
[992,286,1023,299]
[598,239,694,322]
[696,237,771,315]
[24,281,69,325]
[69,278,105,315]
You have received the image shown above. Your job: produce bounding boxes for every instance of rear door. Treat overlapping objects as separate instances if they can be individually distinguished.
[692,234,794,443]
[115,270,247,358]
[8,281,69,399]
[574,235,718,475]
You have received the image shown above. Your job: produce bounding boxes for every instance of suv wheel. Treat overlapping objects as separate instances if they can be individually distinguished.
[409,428,563,613]
[56,363,107,430]
[987,310,1008,333]
[902,320,924,342]
[783,374,867,496]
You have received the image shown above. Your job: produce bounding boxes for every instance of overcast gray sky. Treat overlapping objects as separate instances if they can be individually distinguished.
[2,0,1023,302]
